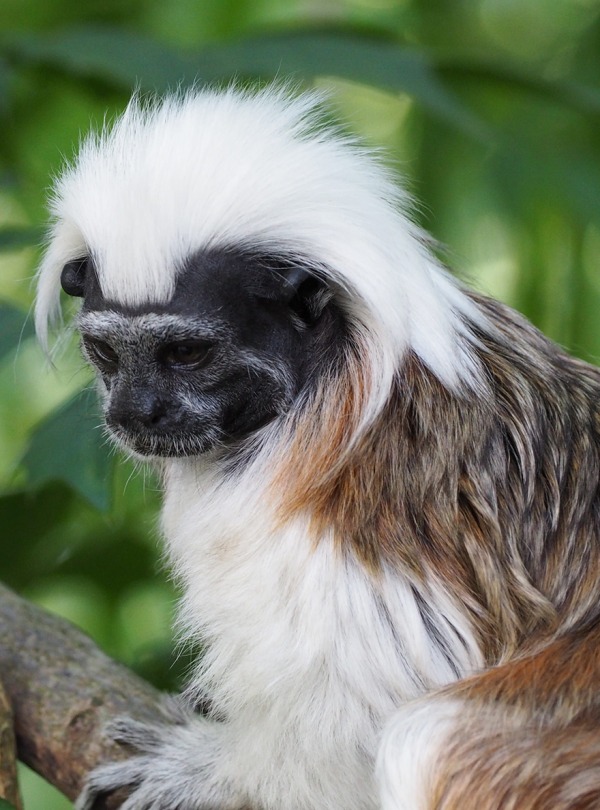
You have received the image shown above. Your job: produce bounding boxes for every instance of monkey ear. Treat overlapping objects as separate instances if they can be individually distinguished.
[60,257,89,297]
[251,256,331,325]
[277,264,315,305]
[250,258,313,303]
[274,262,331,326]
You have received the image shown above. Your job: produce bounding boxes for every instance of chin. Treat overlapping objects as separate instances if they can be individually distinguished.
[108,428,219,460]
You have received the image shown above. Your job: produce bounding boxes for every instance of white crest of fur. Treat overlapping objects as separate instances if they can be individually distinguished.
[35,85,485,435]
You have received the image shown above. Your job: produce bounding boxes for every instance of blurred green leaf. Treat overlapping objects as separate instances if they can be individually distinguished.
[5,26,489,139]
[0,302,34,361]
[21,388,113,511]
[191,32,491,141]
[491,143,600,229]
[0,56,11,115]
[0,484,74,586]
[0,479,161,593]
[4,26,192,90]
[0,226,44,251]
[440,60,600,121]
[0,799,17,810]
[9,27,600,142]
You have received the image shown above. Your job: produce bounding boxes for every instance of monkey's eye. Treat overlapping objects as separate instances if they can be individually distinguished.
[83,337,119,371]
[159,341,213,370]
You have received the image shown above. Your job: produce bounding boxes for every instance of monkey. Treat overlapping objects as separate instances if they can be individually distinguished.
[35,86,600,810]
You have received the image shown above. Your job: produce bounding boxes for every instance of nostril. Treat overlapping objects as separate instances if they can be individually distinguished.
[110,390,171,432]
[136,393,169,428]
[147,400,168,427]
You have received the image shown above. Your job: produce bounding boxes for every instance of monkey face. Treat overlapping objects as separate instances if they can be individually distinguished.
[64,249,345,458]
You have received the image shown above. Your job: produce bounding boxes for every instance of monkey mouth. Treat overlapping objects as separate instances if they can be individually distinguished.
[106,425,219,458]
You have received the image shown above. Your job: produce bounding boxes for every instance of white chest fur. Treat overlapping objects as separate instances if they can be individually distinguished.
[160,458,482,810]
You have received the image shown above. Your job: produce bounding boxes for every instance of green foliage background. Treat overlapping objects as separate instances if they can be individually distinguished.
[0,0,599,806]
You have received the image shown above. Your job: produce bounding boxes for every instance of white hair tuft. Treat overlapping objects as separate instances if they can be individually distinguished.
[35,85,484,427]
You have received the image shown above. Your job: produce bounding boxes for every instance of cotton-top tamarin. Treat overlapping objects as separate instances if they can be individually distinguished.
[35,86,600,810]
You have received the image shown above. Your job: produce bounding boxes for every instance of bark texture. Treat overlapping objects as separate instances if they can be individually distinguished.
[0,677,22,809]
[0,582,165,806]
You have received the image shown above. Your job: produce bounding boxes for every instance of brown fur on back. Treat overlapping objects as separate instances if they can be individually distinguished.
[276,291,600,664]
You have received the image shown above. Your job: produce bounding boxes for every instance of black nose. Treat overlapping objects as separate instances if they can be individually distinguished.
[109,389,171,432]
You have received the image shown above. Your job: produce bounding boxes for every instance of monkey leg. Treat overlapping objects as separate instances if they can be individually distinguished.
[378,622,600,810]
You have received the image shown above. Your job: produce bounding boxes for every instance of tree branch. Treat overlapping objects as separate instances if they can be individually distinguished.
[0,582,165,806]
[0,677,22,809]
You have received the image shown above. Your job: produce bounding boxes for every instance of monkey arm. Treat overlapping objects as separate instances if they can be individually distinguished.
[75,709,250,810]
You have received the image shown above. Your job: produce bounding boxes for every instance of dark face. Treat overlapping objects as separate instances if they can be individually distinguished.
[63,249,346,458]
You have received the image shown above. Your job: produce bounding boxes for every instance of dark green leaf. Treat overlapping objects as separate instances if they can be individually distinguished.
[0,56,12,115]
[439,60,600,121]
[0,484,74,586]
[0,302,35,362]
[0,226,44,251]
[21,389,113,511]
[492,143,600,228]
[4,27,192,92]
[0,799,17,810]
[5,26,489,139]
[190,32,491,140]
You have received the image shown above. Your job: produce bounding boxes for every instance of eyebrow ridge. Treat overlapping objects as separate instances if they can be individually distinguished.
[77,311,227,339]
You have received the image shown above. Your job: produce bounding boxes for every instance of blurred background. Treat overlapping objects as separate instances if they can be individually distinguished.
[0,0,599,806]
